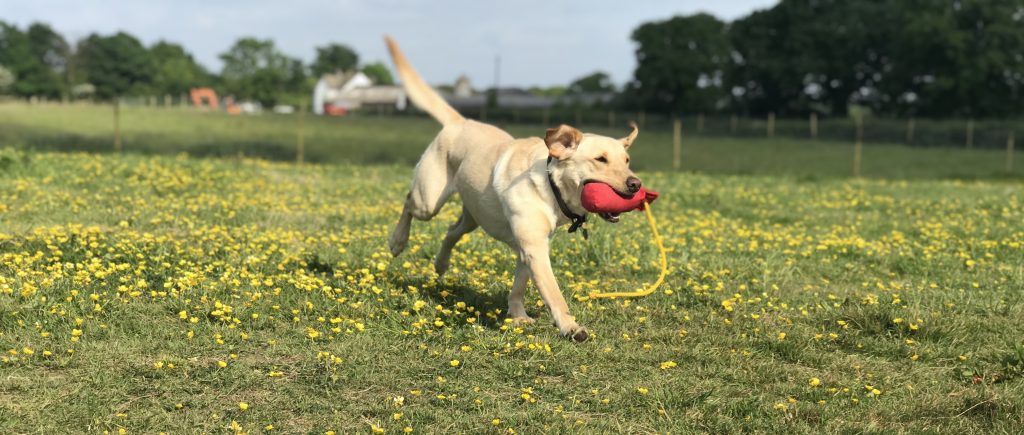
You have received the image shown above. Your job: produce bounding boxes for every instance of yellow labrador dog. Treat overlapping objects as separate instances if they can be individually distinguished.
[385,37,642,342]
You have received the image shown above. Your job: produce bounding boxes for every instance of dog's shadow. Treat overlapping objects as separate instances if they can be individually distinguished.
[388,273,514,330]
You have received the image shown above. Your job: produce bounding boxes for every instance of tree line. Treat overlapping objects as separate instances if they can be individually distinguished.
[0,21,392,106]
[623,0,1024,118]
[3,0,1023,118]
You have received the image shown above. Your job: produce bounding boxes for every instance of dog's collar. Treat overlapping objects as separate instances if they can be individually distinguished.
[546,156,588,239]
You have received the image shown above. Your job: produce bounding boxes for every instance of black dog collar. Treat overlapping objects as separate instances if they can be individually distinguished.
[546,156,588,239]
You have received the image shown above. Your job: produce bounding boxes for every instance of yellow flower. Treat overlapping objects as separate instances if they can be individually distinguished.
[217,360,228,368]
[659,361,677,370]
[238,402,249,410]
[449,359,460,367]
[637,387,649,395]
[809,377,821,387]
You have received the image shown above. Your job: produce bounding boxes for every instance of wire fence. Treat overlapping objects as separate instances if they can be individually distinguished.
[13,95,1019,150]
[425,107,1022,151]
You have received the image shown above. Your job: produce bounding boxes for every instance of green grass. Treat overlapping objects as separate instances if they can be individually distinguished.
[1,146,1022,433]
[2,102,1022,179]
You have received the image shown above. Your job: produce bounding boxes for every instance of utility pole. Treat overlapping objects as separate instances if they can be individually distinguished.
[492,55,501,110]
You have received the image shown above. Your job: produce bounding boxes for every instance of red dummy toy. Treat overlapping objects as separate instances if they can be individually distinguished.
[580,182,659,215]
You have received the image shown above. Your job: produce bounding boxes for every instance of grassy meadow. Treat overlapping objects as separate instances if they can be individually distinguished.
[1,103,1023,433]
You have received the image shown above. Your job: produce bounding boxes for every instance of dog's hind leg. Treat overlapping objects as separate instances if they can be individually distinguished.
[434,209,477,276]
[389,139,453,257]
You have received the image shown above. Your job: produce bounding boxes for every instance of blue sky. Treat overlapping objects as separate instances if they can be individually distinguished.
[5,0,777,87]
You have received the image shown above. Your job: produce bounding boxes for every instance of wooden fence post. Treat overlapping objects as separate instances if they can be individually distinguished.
[767,112,775,137]
[697,113,705,134]
[810,112,818,139]
[113,99,122,152]
[1008,131,1016,173]
[672,118,682,170]
[853,113,864,177]
[906,117,915,144]
[297,105,306,164]
[966,119,974,149]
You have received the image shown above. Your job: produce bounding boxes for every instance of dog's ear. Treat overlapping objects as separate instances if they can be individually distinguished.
[545,124,583,160]
[621,121,639,150]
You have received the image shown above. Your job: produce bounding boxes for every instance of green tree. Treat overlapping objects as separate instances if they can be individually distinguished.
[628,14,732,114]
[311,43,358,76]
[24,23,69,98]
[0,22,30,94]
[150,41,210,96]
[76,32,155,99]
[0,21,64,98]
[0,65,13,93]
[219,37,305,105]
[568,72,615,94]
[724,0,1024,117]
[360,62,394,85]
[728,0,898,116]
[883,0,1024,117]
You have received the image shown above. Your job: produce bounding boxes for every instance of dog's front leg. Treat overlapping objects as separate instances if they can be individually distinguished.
[517,238,589,342]
[506,257,534,323]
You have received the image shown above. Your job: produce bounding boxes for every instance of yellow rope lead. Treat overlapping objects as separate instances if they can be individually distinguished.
[578,201,669,301]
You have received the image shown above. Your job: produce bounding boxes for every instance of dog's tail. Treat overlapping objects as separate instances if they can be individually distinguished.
[385,36,464,126]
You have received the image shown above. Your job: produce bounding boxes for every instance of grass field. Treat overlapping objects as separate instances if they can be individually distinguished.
[2,102,1023,180]
[2,104,1024,433]
[1,136,1023,432]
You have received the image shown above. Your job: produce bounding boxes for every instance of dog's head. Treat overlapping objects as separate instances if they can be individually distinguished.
[545,122,640,223]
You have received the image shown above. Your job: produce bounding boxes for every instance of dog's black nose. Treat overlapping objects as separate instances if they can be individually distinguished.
[626,176,642,194]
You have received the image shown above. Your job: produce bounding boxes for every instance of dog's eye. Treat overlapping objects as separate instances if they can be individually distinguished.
[626,158,630,164]
[595,156,608,163]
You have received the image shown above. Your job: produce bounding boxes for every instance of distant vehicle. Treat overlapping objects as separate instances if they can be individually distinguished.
[190,88,219,109]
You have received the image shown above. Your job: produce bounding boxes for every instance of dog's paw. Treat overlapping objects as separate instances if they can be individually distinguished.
[433,257,449,276]
[564,326,590,343]
[388,235,407,257]
[508,315,535,325]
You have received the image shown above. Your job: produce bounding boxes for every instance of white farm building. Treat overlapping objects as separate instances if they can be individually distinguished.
[311,71,407,115]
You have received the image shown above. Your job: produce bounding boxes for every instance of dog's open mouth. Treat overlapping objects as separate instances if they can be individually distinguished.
[599,212,621,223]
